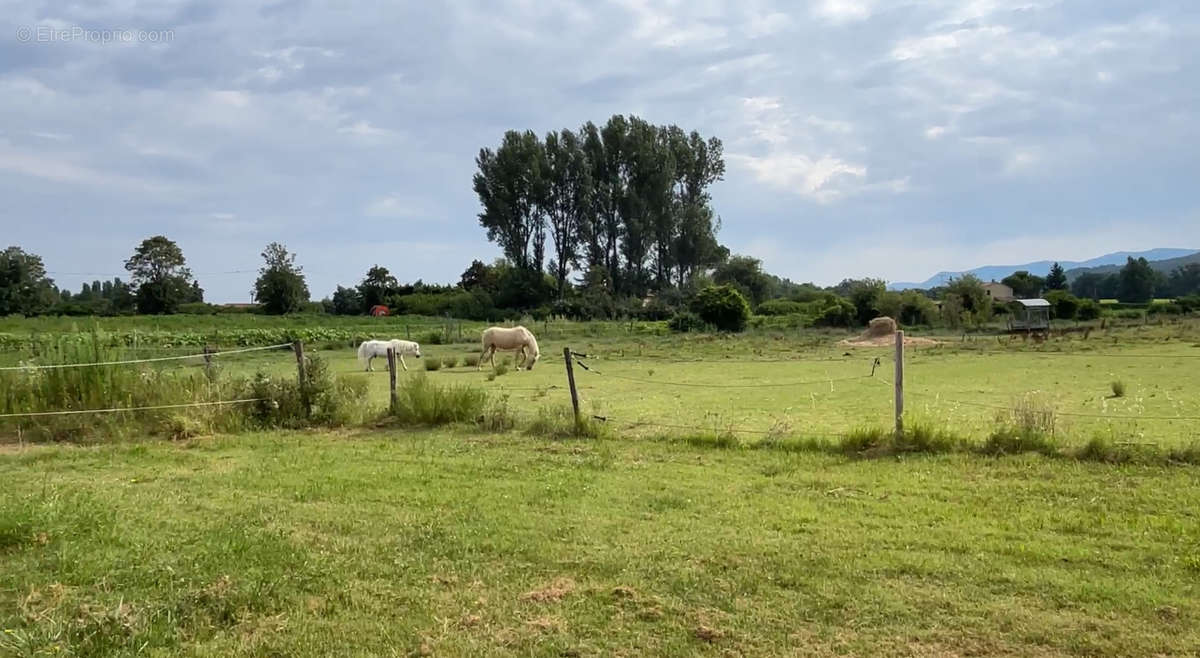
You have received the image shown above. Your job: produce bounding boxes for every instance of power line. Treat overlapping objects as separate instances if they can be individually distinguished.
[47,269,256,277]
[0,398,266,419]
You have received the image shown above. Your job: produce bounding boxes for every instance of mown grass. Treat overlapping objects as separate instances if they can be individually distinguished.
[1,432,1198,656]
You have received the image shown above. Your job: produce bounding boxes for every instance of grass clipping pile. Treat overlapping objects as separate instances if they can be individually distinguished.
[841,316,938,347]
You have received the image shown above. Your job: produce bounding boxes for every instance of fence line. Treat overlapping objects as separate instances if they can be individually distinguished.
[590,415,852,439]
[0,343,293,371]
[903,392,1200,422]
[0,398,268,419]
[572,357,877,389]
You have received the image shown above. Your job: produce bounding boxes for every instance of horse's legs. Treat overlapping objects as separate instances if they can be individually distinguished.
[478,345,490,371]
[490,347,497,369]
[516,347,526,370]
[365,354,373,372]
[399,354,408,372]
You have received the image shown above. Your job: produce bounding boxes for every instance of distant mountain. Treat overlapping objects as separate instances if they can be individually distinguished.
[888,248,1199,291]
[1064,250,1200,282]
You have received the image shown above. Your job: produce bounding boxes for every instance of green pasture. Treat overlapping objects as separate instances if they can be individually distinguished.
[187,323,1200,447]
[2,432,1198,656]
[4,318,1200,447]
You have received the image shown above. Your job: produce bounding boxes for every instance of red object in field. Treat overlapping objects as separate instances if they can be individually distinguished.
[369,305,389,317]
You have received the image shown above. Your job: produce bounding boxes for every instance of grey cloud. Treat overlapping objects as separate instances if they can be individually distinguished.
[0,0,1197,300]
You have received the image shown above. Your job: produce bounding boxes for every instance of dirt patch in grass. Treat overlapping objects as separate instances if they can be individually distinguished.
[840,334,939,347]
[693,624,725,643]
[519,577,576,603]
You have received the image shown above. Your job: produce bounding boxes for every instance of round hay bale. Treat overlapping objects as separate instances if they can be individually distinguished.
[864,316,897,338]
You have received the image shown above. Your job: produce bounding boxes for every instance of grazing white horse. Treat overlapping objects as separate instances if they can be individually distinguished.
[479,326,540,371]
[357,339,421,372]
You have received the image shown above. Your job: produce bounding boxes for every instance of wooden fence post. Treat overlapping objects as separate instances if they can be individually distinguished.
[894,330,905,436]
[293,340,310,418]
[387,347,398,414]
[202,345,213,377]
[563,347,581,430]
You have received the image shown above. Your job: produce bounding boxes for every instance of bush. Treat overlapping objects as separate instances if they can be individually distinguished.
[1045,290,1080,320]
[756,299,806,316]
[423,359,442,371]
[691,285,750,332]
[667,311,707,333]
[442,355,460,369]
[896,291,938,326]
[248,355,371,428]
[1076,299,1102,321]
[463,354,481,368]
[811,298,856,328]
[178,302,220,315]
[1176,295,1200,313]
[1110,380,1126,398]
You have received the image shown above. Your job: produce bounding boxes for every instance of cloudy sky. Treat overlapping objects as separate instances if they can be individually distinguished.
[2,1,1198,302]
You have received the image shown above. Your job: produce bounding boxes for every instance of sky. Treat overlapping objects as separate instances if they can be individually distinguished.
[1,1,1198,303]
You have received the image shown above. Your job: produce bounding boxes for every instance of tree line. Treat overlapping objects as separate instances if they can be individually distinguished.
[993,257,1200,303]
[0,238,308,317]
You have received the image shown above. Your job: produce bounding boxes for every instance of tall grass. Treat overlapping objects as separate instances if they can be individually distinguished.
[390,375,493,426]
[839,421,964,457]
[0,338,371,442]
[247,356,372,429]
[524,406,608,439]
[981,392,1060,456]
[0,335,246,441]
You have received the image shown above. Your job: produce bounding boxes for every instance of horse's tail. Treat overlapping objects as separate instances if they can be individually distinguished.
[356,341,368,365]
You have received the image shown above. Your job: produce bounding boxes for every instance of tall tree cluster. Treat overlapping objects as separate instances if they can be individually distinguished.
[0,246,57,316]
[124,235,203,314]
[473,115,726,299]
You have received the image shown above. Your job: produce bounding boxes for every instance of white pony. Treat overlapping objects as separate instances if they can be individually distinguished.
[478,326,540,371]
[357,339,421,372]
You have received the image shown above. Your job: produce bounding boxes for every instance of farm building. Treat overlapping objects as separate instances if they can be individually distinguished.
[1008,298,1051,332]
[982,281,1014,302]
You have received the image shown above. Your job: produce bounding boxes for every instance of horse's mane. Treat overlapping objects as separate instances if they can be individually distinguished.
[522,327,539,355]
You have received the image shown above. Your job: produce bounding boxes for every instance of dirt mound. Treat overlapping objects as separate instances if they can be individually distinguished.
[864,316,897,338]
[840,316,939,347]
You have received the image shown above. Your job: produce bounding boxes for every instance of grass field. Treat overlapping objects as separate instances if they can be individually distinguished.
[3,318,1200,655]
[164,321,1200,448]
[2,433,1199,656]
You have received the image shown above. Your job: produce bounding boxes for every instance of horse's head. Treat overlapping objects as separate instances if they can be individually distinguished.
[525,335,540,370]
[413,343,422,358]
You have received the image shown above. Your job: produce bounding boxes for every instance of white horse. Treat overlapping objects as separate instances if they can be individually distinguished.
[357,339,421,372]
[479,326,540,371]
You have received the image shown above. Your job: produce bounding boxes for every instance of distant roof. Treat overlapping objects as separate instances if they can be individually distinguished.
[1012,298,1051,307]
